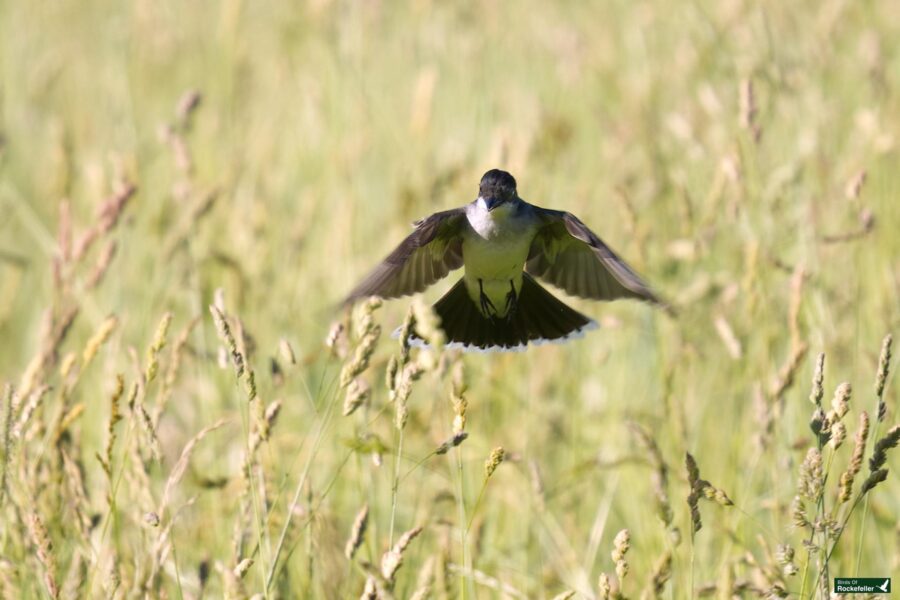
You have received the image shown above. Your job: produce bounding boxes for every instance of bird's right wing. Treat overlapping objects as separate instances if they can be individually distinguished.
[526,208,663,305]
[342,208,466,306]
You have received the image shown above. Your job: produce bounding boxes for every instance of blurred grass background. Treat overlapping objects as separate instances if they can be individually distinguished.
[0,0,898,597]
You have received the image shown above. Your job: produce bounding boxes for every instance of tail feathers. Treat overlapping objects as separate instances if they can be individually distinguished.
[427,274,597,352]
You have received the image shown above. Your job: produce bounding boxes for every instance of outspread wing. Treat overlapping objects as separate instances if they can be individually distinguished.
[526,208,662,305]
[342,208,466,305]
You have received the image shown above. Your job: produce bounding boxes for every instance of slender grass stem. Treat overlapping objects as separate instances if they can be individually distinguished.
[388,426,404,547]
[265,372,340,591]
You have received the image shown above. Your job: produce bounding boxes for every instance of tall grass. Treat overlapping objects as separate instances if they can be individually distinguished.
[1,0,898,597]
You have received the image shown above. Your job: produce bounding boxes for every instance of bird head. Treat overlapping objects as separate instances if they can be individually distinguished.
[478,169,517,211]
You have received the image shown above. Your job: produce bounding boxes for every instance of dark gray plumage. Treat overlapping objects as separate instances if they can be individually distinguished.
[343,169,665,351]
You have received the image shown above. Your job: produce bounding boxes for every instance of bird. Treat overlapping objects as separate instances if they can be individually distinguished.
[342,169,665,351]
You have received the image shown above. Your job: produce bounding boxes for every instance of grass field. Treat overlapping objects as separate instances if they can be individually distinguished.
[1,0,899,598]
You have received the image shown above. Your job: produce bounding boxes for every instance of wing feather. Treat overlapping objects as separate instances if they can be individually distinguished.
[526,209,663,305]
[343,208,465,305]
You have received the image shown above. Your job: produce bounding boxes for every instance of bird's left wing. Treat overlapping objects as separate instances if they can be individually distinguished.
[526,208,663,305]
[342,208,466,306]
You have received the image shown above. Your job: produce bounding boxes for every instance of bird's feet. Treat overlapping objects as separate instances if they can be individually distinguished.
[478,279,498,318]
[504,280,518,318]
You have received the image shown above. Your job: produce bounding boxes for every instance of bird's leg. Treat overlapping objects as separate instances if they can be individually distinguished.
[504,280,518,318]
[478,279,497,318]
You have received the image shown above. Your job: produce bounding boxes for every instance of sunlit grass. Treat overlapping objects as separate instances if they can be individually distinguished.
[0,0,898,597]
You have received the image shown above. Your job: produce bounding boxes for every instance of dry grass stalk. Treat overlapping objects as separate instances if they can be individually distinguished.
[393,362,424,429]
[96,374,125,478]
[611,528,630,581]
[713,315,742,359]
[874,334,892,422]
[19,306,78,398]
[61,450,92,543]
[791,495,809,529]
[411,299,445,349]
[451,382,467,436]
[868,424,900,474]
[860,468,888,494]
[838,411,870,503]
[484,447,505,479]
[381,525,423,584]
[769,342,809,404]
[398,308,416,366]
[798,447,823,502]
[598,572,612,599]
[145,312,173,384]
[157,419,227,520]
[775,544,798,577]
[385,355,399,393]
[278,338,296,366]
[72,183,136,262]
[155,316,200,426]
[85,239,117,289]
[809,353,824,407]
[82,315,118,369]
[210,305,245,380]
[641,550,672,599]
[360,576,379,600]
[829,421,847,450]
[55,403,85,446]
[829,382,851,421]
[686,453,703,533]
[234,557,254,579]
[28,511,59,599]
[435,431,468,455]
[343,377,371,417]
[446,563,526,598]
[408,555,435,600]
[325,321,348,359]
[0,385,14,506]
[135,398,162,463]
[630,423,674,528]
[787,263,805,351]
[249,399,282,452]
[61,551,86,600]
[340,300,382,389]
[14,384,50,441]
[345,504,370,560]
[686,453,733,535]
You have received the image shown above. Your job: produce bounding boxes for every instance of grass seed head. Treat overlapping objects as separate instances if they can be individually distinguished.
[82,315,119,368]
[829,421,846,450]
[838,410,870,502]
[809,353,825,406]
[798,447,823,501]
[861,468,888,495]
[435,431,468,455]
[485,447,505,478]
[831,382,851,419]
[868,424,900,473]
[381,525,423,583]
[875,334,892,421]
[597,573,611,599]
[28,511,59,599]
[345,504,369,560]
[791,496,809,529]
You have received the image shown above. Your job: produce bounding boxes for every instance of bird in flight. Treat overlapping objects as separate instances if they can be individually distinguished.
[343,169,665,351]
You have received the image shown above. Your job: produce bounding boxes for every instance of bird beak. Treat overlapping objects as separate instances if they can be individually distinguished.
[484,197,503,211]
